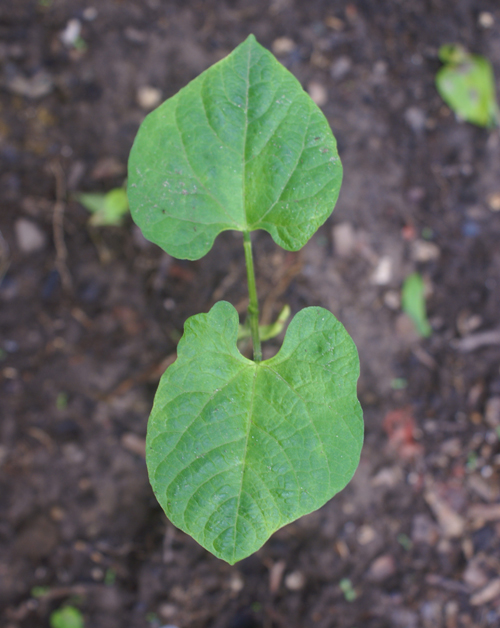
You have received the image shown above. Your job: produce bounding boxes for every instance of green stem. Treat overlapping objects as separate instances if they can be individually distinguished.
[243,231,262,362]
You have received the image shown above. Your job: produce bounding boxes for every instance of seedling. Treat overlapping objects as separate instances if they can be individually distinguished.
[77,188,129,226]
[128,35,363,564]
[436,44,499,128]
[339,578,357,602]
[401,272,432,338]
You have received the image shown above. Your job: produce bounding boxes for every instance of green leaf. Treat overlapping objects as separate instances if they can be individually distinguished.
[147,301,363,563]
[77,189,129,226]
[401,272,432,338]
[128,34,342,260]
[436,44,499,128]
[50,606,84,628]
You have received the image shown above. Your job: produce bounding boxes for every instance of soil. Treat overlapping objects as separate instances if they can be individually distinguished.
[2,1,500,627]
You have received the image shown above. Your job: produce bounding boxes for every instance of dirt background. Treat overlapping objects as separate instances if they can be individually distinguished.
[2,1,500,627]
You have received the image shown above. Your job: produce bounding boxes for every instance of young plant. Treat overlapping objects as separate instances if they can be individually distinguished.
[128,35,363,564]
[436,44,499,128]
[77,188,129,226]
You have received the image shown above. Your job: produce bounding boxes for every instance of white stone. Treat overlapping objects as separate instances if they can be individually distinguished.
[60,19,81,46]
[137,86,162,110]
[371,256,392,285]
[478,12,494,28]
[404,107,427,133]
[271,37,296,55]
[411,239,440,262]
[333,222,355,257]
[15,219,46,253]
[307,81,328,107]
[285,570,306,590]
[331,56,352,80]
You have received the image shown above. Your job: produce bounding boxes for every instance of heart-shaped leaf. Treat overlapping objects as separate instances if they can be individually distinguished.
[147,301,363,564]
[128,35,342,260]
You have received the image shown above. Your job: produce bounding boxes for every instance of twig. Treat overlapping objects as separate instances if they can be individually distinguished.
[451,329,500,352]
[50,160,72,291]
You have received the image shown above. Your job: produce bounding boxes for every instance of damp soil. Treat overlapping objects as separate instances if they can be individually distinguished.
[2,1,500,627]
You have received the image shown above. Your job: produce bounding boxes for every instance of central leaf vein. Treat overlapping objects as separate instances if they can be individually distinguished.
[232,366,258,563]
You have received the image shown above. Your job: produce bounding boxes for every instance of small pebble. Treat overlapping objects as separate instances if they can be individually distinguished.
[271,37,296,55]
[285,570,305,591]
[307,81,327,106]
[371,256,392,285]
[357,525,376,545]
[62,443,86,464]
[15,219,46,253]
[158,603,178,620]
[83,7,98,21]
[463,559,489,590]
[6,70,54,99]
[383,290,400,310]
[411,239,440,262]
[229,573,244,592]
[404,107,427,133]
[478,12,494,28]
[333,222,355,257]
[331,56,352,80]
[163,298,176,311]
[137,86,162,110]
[325,16,344,31]
[371,466,402,487]
[125,27,147,44]
[60,19,82,46]
[487,192,500,211]
[368,554,396,581]
[407,186,426,202]
[121,433,146,457]
[373,60,387,78]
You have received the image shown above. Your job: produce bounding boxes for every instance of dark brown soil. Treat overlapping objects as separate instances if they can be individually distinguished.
[2,1,500,627]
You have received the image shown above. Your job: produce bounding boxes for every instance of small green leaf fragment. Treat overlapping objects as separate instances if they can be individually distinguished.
[31,585,50,598]
[397,533,413,550]
[50,606,84,628]
[339,578,357,602]
[56,392,68,410]
[104,568,116,586]
[73,37,87,52]
[77,189,129,226]
[128,35,342,260]
[390,378,407,390]
[436,44,499,128]
[146,301,363,563]
[401,272,432,338]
